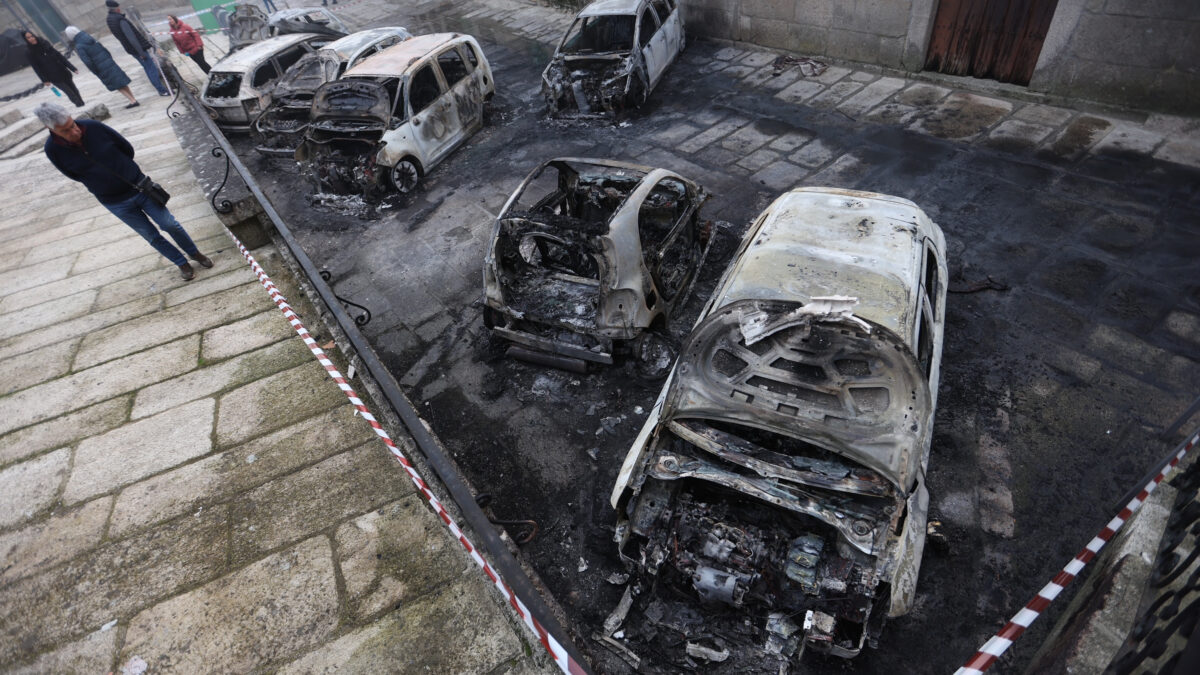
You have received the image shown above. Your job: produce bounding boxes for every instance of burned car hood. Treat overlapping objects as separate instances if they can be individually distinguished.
[310,80,390,127]
[664,298,931,493]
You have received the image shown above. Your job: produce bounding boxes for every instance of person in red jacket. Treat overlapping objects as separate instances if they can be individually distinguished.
[168,15,210,73]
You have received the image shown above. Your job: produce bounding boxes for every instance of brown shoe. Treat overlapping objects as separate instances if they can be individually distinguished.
[178,263,195,281]
[191,253,213,268]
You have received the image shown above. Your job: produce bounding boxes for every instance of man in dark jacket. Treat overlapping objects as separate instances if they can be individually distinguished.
[105,0,169,96]
[34,102,212,280]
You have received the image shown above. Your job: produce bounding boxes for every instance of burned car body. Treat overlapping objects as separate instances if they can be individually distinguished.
[608,188,947,666]
[295,33,494,194]
[542,0,685,115]
[251,27,412,157]
[268,7,349,39]
[202,33,329,132]
[482,158,711,373]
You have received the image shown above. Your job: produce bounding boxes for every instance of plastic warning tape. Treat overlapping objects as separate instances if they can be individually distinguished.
[150,27,226,37]
[955,429,1200,674]
[226,234,586,675]
[145,0,239,26]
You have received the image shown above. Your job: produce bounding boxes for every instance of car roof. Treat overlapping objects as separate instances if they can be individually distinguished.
[711,188,944,342]
[580,0,644,17]
[269,8,329,22]
[211,33,319,72]
[322,26,409,60]
[343,33,469,78]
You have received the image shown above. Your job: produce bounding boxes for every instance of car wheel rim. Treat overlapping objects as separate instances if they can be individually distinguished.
[392,161,418,193]
[635,331,675,379]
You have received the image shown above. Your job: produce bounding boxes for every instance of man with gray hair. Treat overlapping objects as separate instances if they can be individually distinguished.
[35,102,212,280]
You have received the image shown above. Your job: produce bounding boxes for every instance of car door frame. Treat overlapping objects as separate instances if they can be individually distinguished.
[639,176,703,312]
[638,3,670,88]
[405,57,462,168]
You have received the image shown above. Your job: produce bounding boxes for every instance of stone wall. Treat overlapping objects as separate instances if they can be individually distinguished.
[1030,0,1200,116]
[56,2,199,37]
[683,0,937,70]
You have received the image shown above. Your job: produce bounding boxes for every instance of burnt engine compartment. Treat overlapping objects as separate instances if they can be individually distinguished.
[253,96,317,156]
[614,476,888,670]
[545,58,640,116]
[299,125,387,194]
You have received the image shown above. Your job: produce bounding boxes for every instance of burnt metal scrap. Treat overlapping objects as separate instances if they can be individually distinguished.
[542,0,686,117]
[482,158,712,375]
[603,189,949,668]
[251,52,329,156]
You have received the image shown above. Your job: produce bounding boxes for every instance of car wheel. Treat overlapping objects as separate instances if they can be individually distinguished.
[390,158,420,194]
[632,330,677,381]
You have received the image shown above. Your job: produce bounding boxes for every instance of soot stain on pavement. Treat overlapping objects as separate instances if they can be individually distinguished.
[215,2,1200,673]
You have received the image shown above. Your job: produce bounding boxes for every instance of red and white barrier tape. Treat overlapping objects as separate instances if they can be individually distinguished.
[956,429,1200,674]
[226,234,586,675]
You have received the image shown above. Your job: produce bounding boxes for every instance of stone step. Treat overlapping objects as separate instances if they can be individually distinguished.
[0,109,22,129]
[0,116,43,154]
[0,103,110,159]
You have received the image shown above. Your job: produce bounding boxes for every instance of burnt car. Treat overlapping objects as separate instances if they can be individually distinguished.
[607,188,947,666]
[202,33,330,132]
[542,0,685,116]
[251,27,412,157]
[268,7,349,38]
[482,158,712,374]
[295,33,494,194]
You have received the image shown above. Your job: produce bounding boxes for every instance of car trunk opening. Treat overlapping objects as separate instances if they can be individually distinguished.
[492,162,646,344]
[205,72,242,99]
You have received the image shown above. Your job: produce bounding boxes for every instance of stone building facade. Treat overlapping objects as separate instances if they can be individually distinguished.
[680,0,1198,115]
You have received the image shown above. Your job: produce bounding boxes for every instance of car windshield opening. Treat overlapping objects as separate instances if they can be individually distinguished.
[562,15,636,53]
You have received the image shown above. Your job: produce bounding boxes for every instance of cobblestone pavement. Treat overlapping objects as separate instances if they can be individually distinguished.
[0,32,549,675]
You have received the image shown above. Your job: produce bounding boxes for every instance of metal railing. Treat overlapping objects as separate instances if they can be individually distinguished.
[160,59,591,672]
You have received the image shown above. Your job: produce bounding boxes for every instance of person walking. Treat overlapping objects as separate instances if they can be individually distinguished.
[168,15,210,74]
[105,0,170,96]
[34,102,212,280]
[64,26,139,108]
[23,31,85,107]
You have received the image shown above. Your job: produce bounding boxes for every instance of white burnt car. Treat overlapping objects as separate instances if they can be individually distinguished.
[251,27,412,156]
[296,33,494,194]
[202,33,330,131]
[483,158,712,375]
[608,188,947,665]
[268,7,349,37]
[543,0,685,115]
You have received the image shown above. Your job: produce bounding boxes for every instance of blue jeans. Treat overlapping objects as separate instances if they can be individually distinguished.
[105,191,199,266]
[262,0,278,11]
[137,53,169,95]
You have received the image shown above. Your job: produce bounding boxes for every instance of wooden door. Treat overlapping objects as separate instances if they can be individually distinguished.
[924,0,1059,86]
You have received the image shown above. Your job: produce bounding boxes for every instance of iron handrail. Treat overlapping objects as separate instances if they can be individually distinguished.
[161,60,591,672]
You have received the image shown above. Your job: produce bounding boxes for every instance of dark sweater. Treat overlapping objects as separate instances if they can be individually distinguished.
[107,11,151,59]
[44,119,144,204]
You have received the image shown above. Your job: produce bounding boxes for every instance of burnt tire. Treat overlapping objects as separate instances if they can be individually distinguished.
[632,330,677,381]
[390,158,420,194]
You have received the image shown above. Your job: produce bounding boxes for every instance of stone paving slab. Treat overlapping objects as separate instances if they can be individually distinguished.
[0,22,548,674]
[120,537,339,673]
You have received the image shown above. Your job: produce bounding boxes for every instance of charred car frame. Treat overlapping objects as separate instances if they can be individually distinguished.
[542,0,686,116]
[251,27,412,157]
[607,188,947,667]
[482,158,712,375]
[295,33,494,194]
